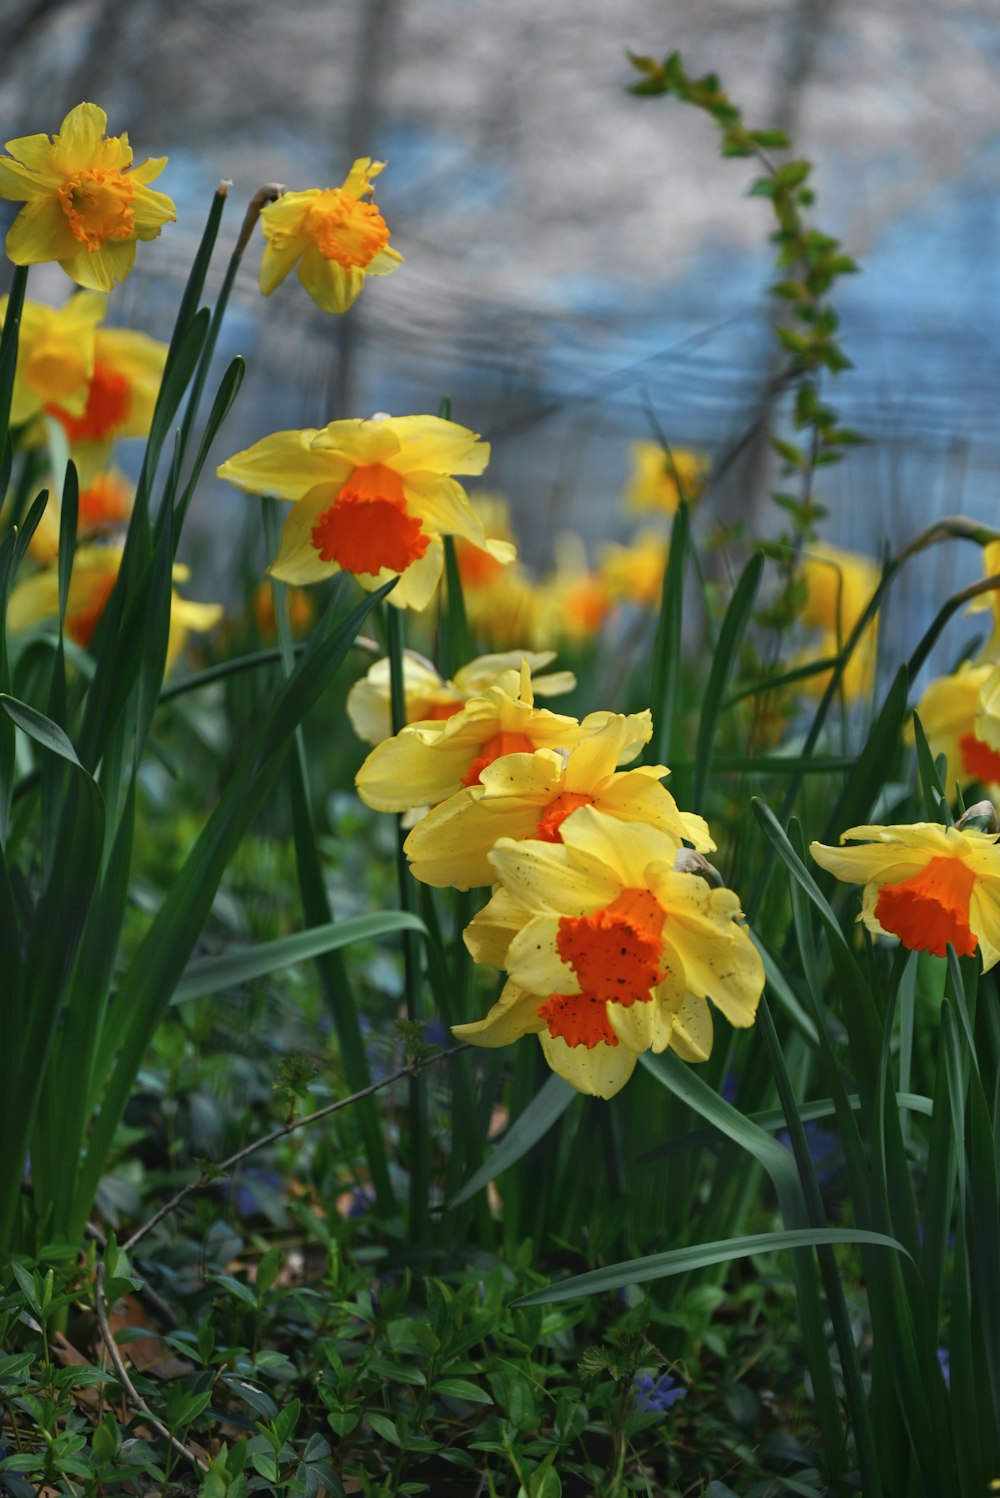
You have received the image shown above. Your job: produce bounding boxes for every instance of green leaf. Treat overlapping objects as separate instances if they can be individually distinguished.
[433,1377,493,1405]
[448,1072,576,1207]
[647,500,689,765]
[172,913,427,1005]
[0,696,87,771]
[691,549,764,809]
[513,1227,910,1305]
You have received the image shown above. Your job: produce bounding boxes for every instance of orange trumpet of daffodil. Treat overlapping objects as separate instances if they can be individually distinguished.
[258,159,402,314]
[403,709,714,890]
[0,103,175,291]
[458,806,763,1098]
[810,820,1000,967]
[217,413,512,611]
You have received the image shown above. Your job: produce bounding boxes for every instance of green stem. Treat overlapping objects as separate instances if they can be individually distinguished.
[385,603,429,1238]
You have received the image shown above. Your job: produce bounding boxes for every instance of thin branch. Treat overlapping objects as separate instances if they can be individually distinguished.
[93,1261,209,1474]
[123,1045,469,1254]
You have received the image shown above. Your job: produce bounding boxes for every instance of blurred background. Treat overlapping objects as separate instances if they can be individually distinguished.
[2,0,1000,671]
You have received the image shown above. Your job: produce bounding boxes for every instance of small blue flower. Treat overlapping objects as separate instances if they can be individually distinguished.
[632,1370,686,1417]
[937,1346,950,1388]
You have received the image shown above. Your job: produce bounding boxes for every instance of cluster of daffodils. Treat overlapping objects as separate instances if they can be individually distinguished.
[911,540,1000,798]
[439,444,708,653]
[0,105,220,662]
[350,656,765,1099]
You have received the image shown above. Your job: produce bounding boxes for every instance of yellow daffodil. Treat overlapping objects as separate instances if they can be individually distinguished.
[810,820,1000,967]
[29,467,134,564]
[911,663,1000,795]
[46,323,168,480]
[623,441,709,515]
[355,658,599,813]
[534,534,609,646]
[0,291,103,427]
[404,709,714,890]
[7,546,221,670]
[798,541,880,703]
[0,103,175,291]
[465,566,542,651]
[347,648,575,747]
[458,806,763,1098]
[598,530,668,608]
[217,413,511,611]
[252,581,316,640]
[258,160,402,314]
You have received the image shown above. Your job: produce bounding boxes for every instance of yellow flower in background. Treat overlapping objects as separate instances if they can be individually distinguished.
[46,323,168,480]
[217,413,509,611]
[911,662,1000,796]
[598,530,668,608]
[534,534,609,646]
[0,103,175,291]
[29,467,134,564]
[452,494,518,591]
[465,566,542,651]
[965,539,1000,659]
[7,545,221,669]
[810,820,1000,967]
[798,541,880,703]
[623,440,708,515]
[0,291,103,427]
[252,581,316,641]
[347,648,575,747]
[459,806,763,1098]
[404,709,714,890]
[355,658,599,813]
[258,160,403,314]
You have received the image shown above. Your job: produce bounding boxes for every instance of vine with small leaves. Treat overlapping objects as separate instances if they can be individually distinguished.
[629,51,865,702]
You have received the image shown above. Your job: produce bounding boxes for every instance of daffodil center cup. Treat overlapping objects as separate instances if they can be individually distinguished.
[58,169,136,252]
[556,888,667,1003]
[51,362,132,442]
[461,731,536,787]
[304,190,391,268]
[310,463,430,577]
[874,855,978,959]
[535,792,595,842]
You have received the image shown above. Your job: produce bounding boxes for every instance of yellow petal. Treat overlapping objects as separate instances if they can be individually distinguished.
[131,181,176,238]
[50,104,114,174]
[463,886,533,969]
[60,238,136,292]
[1,132,62,186]
[562,712,651,789]
[451,979,544,1047]
[298,244,364,314]
[668,991,714,1062]
[488,834,622,919]
[259,234,304,296]
[376,415,490,478]
[539,1032,636,1098]
[402,470,491,546]
[969,883,1000,973]
[6,196,79,265]
[557,803,682,891]
[217,429,350,500]
[404,774,553,890]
